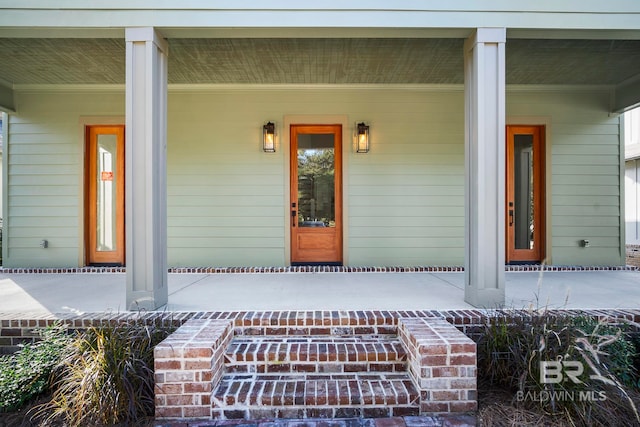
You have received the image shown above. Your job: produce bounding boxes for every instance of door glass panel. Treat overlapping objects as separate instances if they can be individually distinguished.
[297,133,335,228]
[96,134,117,252]
[513,134,534,250]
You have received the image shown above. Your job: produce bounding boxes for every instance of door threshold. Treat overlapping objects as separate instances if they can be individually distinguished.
[291,262,343,267]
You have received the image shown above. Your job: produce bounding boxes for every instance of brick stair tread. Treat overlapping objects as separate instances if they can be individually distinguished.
[226,335,407,364]
[212,372,420,409]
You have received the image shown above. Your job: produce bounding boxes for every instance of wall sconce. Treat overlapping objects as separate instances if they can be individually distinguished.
[263,121,276,152]
[356,122,370,153]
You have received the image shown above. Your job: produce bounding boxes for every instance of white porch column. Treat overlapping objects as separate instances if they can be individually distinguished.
[125,27,168,310]
[463,28,506,308]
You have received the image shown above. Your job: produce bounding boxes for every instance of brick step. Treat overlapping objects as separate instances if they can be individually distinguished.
[211,372,421,420]
[225,335,407,374]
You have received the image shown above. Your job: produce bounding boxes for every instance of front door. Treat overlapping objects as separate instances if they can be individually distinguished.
[290,124,343,264]
[85,125,125,265]
[506,125,545,263]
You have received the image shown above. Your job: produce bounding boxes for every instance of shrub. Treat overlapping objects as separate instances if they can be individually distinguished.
[42,317,175,426]
[0,323,71,412]
[477,311,640,427]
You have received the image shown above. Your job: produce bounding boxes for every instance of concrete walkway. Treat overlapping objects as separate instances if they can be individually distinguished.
[0,270,638,316]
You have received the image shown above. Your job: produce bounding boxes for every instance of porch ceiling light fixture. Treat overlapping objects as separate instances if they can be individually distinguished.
[356,122,370,153]
[263,121,276,153]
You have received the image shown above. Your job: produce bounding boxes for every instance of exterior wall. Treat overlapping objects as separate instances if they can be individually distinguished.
[3,86,624,267]
[5,89,124,267]
[508,88,624,266]
[625,108,640,246]
[167,87,466,267]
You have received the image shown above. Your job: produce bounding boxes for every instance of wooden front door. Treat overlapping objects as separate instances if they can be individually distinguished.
[85,125,125,265]
[506,125,545,263]
[290,124,343,264]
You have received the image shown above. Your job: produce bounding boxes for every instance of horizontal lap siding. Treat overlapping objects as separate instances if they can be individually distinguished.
[6,91,124,267]
[6,87,623,268]
[168,89,466,267]
[508,89,623,266]
[168,91,286,267]
[347,91,465,266]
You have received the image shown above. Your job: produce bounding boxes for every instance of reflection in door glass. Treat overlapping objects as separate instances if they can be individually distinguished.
[96,134,117,251]
[514,134,534,250]
[297,133,335,228]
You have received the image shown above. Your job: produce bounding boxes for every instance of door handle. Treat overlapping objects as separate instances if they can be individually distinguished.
[291,210,296,227]
[508,209,514,226]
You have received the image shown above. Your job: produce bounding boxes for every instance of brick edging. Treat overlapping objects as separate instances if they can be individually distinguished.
[3,308,640,354]
[0,265,637,274]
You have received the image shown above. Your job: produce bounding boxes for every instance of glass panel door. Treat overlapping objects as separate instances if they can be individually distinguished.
[290,125,342,264]
[86,125,125,265]
[506,125,545,263]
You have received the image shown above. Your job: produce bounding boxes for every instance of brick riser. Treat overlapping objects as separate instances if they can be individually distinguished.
[212,373,420,419]
[225,336,407,374]
[212,335,419,420]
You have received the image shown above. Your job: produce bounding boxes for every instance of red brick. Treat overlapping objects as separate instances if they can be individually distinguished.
[183,347,213,358]
[449,343,476,354]
[166,394,195,406]
[421,401,449,412]
[450,401,477,412]
[450,354,476,365]
[450,378,476,389]
[156,383,183,394]
[155,406,183,419]
[418,344,448,355]
[432,367,459,378]
[165,371,195,382]
[197,371,213,382]
[432,390,460,401]
[155,359,182,370]
[183,406,211,418]
[184,382,211,393]
[420,355,448,365]
[374,416,405,427]
[184,359,212,370]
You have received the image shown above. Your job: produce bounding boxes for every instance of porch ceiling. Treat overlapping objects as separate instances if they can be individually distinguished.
[0,37,639,86]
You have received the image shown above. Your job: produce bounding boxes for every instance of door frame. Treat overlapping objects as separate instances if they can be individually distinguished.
[84,124,126,266]
[290,123,343,264]
[283,115,349,266]
[506,124,547,264]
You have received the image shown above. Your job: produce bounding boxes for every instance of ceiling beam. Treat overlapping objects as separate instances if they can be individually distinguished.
[613,74,640,113]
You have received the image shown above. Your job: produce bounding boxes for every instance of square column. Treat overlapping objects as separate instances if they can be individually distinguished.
[463,28,506,307]
[125,27,168,310]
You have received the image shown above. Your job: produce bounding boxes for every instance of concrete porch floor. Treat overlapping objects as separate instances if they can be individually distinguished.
[0,269,638,316]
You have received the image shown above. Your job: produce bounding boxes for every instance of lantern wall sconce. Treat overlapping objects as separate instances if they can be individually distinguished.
[356,122,370,153]
[263,121,276,152]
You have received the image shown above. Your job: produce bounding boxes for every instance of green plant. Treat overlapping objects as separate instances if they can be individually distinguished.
[477,311,640,427]
[0,323,71,412]
[42,317,174,426]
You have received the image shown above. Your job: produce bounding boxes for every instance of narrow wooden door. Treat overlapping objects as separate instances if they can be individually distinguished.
[506,125,545,263]
[86,125,125,265]
[290,124,343,264]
